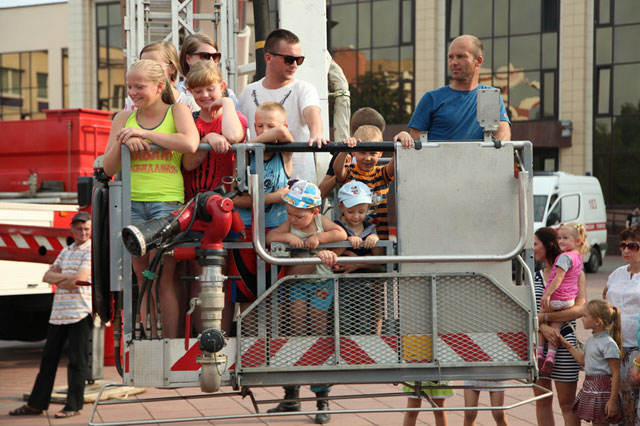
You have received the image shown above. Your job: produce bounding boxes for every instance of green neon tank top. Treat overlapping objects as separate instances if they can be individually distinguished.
[125,106,184,202]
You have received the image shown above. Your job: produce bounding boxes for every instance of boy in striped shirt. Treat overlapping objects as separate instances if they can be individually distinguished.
[333,125,413,240]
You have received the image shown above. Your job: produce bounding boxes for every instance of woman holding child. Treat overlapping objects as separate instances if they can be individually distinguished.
[532,226,586,426]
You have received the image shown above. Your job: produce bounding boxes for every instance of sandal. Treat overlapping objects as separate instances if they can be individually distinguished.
[55,410,80,419]
[9,404,43,416]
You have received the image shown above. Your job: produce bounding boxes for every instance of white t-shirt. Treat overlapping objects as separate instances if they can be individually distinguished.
[238,78,320,184]
[605,265,640,348]
[49,240,92,325]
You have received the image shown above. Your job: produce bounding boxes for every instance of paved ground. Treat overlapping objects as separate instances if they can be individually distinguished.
[0,256,624,425]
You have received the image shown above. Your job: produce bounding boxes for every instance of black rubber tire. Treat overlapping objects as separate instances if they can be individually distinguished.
[585,247,600,273]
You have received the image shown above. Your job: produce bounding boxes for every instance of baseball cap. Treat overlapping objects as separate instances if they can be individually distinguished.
[338,181,372,208]
[71,211,91,223]
[282,180,322,209]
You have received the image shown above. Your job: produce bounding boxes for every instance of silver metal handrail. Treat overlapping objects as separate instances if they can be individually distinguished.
[251,171,529,265]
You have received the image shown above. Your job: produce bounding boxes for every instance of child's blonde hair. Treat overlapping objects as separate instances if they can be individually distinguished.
[585,299,622,357]
[353,125,383,142]
[185,61,223,90]
[257,102,287,121]
[128,59,175,105]
[559,222,590,254]
[140,41,180,83]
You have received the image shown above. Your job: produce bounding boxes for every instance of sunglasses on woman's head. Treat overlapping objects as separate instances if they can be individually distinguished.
[195,52,222,63]
[269,52,305,66]
[619,242,640,252]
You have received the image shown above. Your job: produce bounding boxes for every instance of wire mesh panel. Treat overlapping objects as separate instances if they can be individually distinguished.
[236,272,530,377]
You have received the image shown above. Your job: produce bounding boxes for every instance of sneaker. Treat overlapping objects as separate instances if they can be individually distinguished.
[540,359,554,376]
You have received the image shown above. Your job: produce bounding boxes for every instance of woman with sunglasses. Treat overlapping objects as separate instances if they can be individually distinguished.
[177,33,239,107]
[603,224,640,424]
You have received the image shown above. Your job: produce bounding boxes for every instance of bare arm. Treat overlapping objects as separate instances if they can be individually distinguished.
[318,175,336,199]
[43,266,91,291]
[103,110,132,176]
[316,216,348,244]
[607,358,621,418]
[409,128,422,141]
[494,121,511,141]
[559,334,585,366]
[218,98,245,143]
[303,105,328,148]
[266,221,297,246]
[116,103,199,153]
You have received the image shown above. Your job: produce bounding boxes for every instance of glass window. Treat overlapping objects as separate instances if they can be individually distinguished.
[494,0,509,37]
[543,71,555,118]
[493,37,508,72]
[510,0,541,35]
[614,0,640,25]
[479,38,492,74]
[613,25,640,63]
[462,1,492,38]
[448,0,460,39]
[613,63,640,116]
[597,67,610,115]
[372,1,399,47]
[534,195,548,222]
[509,71,540,121]
[330,0,414,124]
[331,4,357,50]
[36,73,47,98]
[358,2,371,49]
[510,35,540,70]
[541,0,558,32]
[598,0,610,25]
[542,32,557,68]
[561,195,580,222]
[96,1,124,111]
[595,27,612,65]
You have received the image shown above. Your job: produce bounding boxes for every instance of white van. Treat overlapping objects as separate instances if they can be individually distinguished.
[533,172,607,272]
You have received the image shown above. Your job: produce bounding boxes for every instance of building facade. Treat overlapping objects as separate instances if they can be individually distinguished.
[0,0,638,206]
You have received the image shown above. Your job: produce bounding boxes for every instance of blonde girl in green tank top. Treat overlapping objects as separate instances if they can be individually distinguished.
[103,59,199,338]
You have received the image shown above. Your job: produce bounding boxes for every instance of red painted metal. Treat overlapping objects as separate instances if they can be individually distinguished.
[0,223,71,264]
[0,108,113,193]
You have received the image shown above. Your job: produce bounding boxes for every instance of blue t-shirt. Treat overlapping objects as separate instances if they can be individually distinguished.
[408,84,510,141]
[238,152,289,228]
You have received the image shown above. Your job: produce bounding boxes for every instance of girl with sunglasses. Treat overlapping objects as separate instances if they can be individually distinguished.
[177,33,239,107]
[603,224,640,424]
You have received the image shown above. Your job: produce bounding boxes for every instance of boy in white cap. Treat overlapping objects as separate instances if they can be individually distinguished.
[265,180,346,421]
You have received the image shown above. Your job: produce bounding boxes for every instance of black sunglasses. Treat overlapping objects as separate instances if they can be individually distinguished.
[269,52,305,66]
[195,52,222,63]
[620,242,640,252]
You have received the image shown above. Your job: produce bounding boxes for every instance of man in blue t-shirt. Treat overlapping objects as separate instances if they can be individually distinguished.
[409,34,511,141]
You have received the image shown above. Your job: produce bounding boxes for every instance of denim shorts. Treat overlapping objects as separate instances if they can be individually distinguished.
[131,201,182,225]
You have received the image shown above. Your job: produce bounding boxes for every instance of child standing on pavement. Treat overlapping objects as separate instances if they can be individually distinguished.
[560,299,622,425]
[333,125,413,240]
[538,222,589,375]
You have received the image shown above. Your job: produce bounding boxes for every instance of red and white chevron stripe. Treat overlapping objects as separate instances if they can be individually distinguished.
[235,332,528,370]
[0,224,69,264]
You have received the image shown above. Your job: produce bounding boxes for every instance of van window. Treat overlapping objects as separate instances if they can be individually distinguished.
[534,195,547,222]
[561,194,580,222]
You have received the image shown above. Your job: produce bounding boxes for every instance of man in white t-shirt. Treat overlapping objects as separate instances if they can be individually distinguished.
[9,212,92,419]
[238,29,327,184]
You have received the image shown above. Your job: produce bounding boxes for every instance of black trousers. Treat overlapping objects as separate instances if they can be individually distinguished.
[28,315,92,411]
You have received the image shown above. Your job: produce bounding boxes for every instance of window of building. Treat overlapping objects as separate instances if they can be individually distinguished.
[446,0,559,122]
[0,50,48,121]
[96,1,125,111]
[328,0,415,124]
[593,0,640,206]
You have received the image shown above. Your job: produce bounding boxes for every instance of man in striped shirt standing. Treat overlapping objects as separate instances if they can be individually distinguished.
[9,212,92,419]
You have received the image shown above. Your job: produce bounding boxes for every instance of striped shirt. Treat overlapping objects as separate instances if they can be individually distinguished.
[337,164,393,239]
[535,270,580,382]
[49,240,92,325]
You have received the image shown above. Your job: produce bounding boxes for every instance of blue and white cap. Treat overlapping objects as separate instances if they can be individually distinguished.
[282,180,322,209]
[338,180,372,208]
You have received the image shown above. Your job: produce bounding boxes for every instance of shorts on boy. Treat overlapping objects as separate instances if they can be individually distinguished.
[289,279,334,311]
